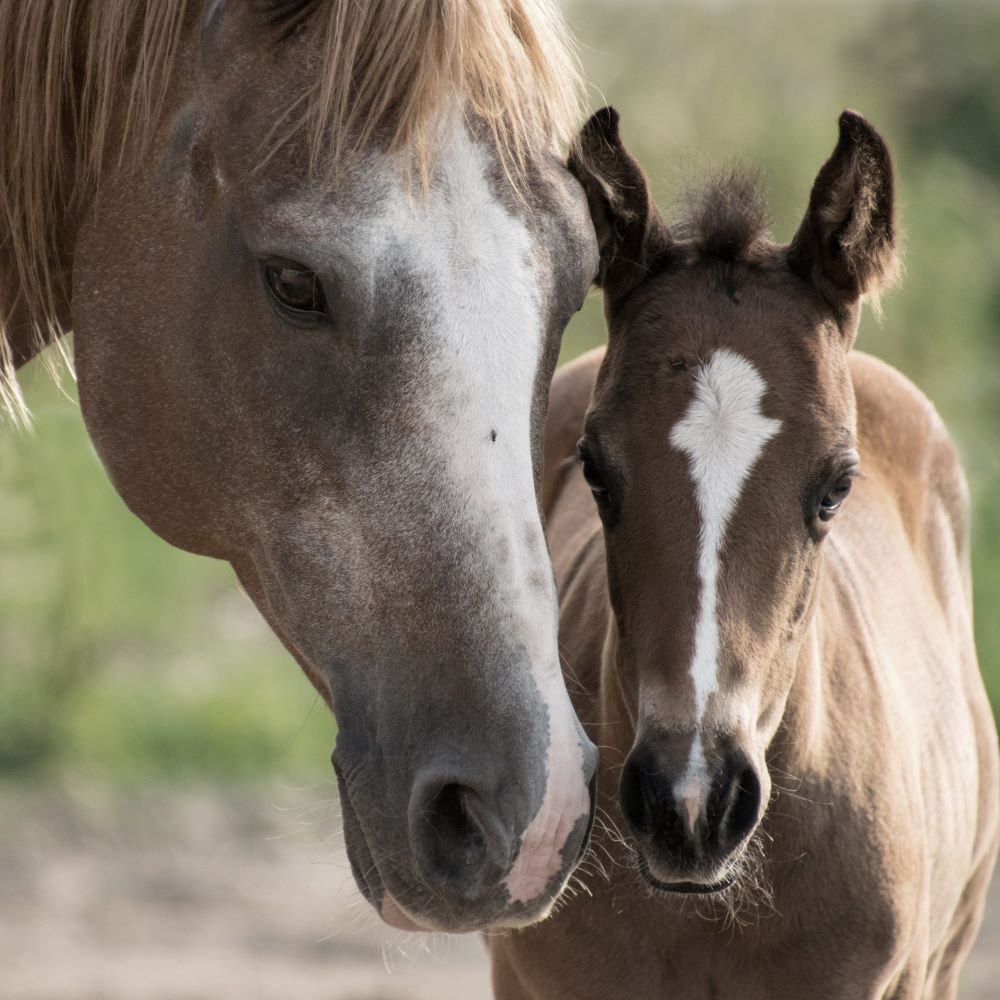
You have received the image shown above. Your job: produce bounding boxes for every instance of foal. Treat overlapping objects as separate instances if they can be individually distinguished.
[492,110,999,998]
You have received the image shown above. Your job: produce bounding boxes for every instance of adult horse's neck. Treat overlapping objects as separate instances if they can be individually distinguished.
[5,300,53,370]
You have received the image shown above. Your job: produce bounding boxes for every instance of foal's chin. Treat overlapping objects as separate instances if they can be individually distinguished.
[636,850,743,898]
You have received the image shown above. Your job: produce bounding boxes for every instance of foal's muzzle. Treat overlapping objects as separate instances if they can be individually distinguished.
[620,739,763,891]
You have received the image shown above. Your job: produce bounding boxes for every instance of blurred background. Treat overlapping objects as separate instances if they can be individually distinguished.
[1,1,998,997]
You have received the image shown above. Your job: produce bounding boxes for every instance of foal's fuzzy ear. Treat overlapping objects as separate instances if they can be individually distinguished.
[568,107,671,292]
[789,110,899,320]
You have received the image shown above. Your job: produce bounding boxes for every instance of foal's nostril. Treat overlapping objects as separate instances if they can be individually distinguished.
[621,744,763,869]
[620,755,655,835]
[715,764,762,850]
[409,778,512,899]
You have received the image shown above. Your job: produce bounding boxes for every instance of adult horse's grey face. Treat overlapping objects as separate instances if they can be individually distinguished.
[70,7,598,932]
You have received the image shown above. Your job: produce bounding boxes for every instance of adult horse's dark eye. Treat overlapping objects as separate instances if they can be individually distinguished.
[818,475,854,521]
[577,438,610,506]
[264,260,327,318]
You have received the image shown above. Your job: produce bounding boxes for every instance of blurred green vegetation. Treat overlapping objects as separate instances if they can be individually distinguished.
[0,366,334,782]
[561,0,1000,704]
[0,0,997,782]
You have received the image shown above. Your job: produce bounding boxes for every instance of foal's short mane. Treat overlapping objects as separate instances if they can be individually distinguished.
[0,0,582,424]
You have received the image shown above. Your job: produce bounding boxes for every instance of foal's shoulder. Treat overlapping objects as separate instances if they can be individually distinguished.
[850,350,970,565]
[850,349,943,436]
[543,347,606,516]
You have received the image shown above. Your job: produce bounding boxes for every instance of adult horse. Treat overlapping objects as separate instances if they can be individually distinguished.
[492,110,999,996]
[0,1,600,933]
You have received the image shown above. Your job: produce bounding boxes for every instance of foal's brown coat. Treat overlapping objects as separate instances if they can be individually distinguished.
[493,112,999,998]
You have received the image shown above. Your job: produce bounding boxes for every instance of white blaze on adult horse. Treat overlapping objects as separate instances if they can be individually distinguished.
[0,0,600,933]
[491,109,1000,998]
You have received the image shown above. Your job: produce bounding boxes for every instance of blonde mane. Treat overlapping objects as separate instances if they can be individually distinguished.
[0,0,583,425]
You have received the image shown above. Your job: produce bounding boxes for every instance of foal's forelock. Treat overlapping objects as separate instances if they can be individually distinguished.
[668,349,781,804]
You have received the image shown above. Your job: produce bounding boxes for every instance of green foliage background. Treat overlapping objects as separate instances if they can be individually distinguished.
[1,0,997,783]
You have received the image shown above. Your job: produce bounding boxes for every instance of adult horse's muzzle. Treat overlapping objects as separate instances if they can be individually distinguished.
[333,714,598,933]
[239,490,600,932]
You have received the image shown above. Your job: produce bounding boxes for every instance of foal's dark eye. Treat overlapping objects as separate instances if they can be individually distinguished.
[577,438,610,507]
[818,475,854,521]
[263,260,327,319]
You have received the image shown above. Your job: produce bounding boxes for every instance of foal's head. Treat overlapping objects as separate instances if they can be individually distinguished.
[571,109,898,893]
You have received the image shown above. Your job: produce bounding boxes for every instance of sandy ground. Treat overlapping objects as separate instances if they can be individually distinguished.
[0,786,996,1000]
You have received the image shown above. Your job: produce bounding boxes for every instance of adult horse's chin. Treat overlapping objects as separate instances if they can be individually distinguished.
[337,785,427,931]
[379,896,426,933]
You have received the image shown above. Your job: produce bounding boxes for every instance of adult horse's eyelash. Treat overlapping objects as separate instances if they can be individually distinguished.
[256,0,320,34]
[257,0,317,16]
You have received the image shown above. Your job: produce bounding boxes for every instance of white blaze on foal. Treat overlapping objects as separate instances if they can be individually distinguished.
[669,349,781,824]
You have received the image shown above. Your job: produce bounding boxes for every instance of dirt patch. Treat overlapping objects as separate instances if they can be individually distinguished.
[0,786,995,998]
[0,786,489,1000]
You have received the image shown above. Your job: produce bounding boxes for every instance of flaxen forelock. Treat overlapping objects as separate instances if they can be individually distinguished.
[0,0,583,424]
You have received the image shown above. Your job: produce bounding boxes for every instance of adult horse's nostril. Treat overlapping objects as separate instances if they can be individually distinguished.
[409,776,513,899]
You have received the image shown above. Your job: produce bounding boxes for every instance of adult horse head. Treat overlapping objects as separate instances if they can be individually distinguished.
[0,0,599,932]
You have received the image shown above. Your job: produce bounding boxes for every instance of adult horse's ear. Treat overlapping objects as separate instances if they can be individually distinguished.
[568,107,671,292]
[789,110,899,323]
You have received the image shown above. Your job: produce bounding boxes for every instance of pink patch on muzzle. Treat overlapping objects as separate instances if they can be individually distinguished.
[380,894,426,932]
[504,691,592,905]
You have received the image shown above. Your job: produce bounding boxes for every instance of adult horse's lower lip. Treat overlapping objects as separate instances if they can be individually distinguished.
[380,894,426,932]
